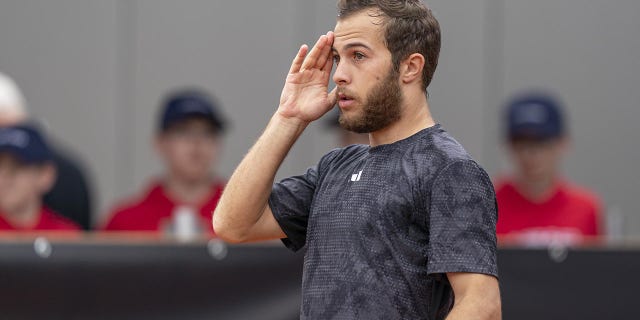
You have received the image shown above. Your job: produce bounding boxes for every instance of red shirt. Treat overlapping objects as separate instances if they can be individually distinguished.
[0,207,81,231]
[495,179,602,246]
[102,181,224,234]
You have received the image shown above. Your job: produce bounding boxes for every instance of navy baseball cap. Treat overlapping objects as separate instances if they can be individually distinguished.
[159,89,226,133]
[505,92,565,140]
[0,124,52,164]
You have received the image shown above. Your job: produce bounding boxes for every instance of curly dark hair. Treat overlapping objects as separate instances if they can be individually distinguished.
[337,0,441,92]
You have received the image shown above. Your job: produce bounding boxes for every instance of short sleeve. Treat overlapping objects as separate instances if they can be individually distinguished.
[269,165,318,252]
[427,160,498,277]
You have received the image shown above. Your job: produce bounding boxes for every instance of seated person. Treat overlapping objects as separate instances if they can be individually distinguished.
[0,124,81,231]
[0,71,93,230]
[102,89,227,235]
[495,92,603,246]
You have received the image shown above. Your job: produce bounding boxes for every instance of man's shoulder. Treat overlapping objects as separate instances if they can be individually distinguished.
[318,144,369,168]
[427,126,474,162]
[405,126,481,181]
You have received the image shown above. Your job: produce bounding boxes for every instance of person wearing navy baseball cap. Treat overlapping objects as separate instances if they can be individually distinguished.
[0,124,80,231]
[494,91,603,246]
[506,93,565,141]
[1,71,93,230]
[159,89,226,133]
[103,88,228,236]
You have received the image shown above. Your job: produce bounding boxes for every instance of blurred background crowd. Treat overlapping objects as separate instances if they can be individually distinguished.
[1,0,637,244]
[1,1,639,319]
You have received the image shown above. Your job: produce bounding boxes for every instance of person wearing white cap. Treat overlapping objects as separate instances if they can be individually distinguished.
[0,71,93,230]
[0,72,28,126]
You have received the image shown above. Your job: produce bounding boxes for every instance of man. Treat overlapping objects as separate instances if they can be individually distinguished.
[0,72,93,230]
[214,1,501,319]
[0,124,80,232]
[325,108,369,146]
[495,92,603,246]
[103,89,226,235]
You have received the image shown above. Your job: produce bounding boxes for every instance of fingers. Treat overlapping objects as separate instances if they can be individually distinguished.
[327,86,338,107]
[315,31,334,70]
[288,44,309,75]
[321,42,335,74]
[290,31,333,76]
[300,32,332,71]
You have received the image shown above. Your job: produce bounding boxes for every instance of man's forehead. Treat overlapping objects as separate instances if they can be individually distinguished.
[333,9,385,48]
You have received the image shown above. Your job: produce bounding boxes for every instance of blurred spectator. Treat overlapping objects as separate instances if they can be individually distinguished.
[495,91,603,246]
[324,108,369,147]
[102,89,227,236]
[0,72,93,230]
[0,124,81,231]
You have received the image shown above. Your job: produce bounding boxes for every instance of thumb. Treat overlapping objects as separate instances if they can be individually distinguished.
[327,86,338,108]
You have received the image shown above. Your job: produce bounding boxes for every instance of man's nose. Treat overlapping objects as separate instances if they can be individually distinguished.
[332,62,350,85]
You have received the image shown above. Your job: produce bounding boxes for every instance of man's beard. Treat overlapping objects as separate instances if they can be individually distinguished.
[338,67,403,133]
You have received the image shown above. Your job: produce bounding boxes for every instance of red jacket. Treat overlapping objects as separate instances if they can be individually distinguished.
[0,207,81,231]
[495,179,602,246]
[102,181,224,235]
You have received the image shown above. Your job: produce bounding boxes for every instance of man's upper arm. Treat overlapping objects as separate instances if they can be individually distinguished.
[427,160,499,276]
[446,272,501,320]
[263,148,340,251]
[447,272,500,299]
[245,205,287,242]
[265,159,328,251]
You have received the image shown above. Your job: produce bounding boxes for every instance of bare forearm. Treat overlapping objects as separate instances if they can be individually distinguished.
[446,273,501,320]
[214,31,335,242]
[213,113,307,242]
[445,299,501,320]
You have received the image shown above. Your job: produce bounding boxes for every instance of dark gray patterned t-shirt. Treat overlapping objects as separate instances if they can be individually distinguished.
[269,124,498,320]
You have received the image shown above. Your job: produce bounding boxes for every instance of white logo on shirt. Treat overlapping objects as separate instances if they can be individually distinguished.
[350,170,363,182]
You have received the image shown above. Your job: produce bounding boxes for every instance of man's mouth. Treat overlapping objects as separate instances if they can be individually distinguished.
[339,93,352,101]
[337,90,357,109]
[337,91,356,109]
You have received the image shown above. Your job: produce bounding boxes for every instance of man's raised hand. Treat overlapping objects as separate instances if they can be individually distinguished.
[278,31,337,124]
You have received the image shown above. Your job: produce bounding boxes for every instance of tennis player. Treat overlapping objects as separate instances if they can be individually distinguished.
[214,1,501,319]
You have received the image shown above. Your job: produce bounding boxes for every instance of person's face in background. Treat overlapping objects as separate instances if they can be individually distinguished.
[0,153,55,215]
[156,118,221,183]
[332,9,402,134]
[0,115,21,127]
[0,107,27,127]
[508,137,567,183]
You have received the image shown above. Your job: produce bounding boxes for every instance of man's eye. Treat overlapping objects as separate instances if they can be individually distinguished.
[354,52,365,61]
[333,55,340,65]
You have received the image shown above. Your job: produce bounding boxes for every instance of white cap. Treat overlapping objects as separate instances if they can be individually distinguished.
[0,72,28,119]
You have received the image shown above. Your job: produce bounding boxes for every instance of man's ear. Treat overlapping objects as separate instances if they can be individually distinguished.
[400,53,425,85]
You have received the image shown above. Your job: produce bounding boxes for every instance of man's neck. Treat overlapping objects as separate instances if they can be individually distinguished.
[164,174,214,206]
[369,92,435,147]
[2,201,41,228]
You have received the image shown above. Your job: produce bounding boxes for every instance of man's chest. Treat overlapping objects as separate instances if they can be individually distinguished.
[308,156,426,239]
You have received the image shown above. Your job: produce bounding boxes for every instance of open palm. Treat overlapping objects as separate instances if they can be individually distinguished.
[278,32,337,123]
